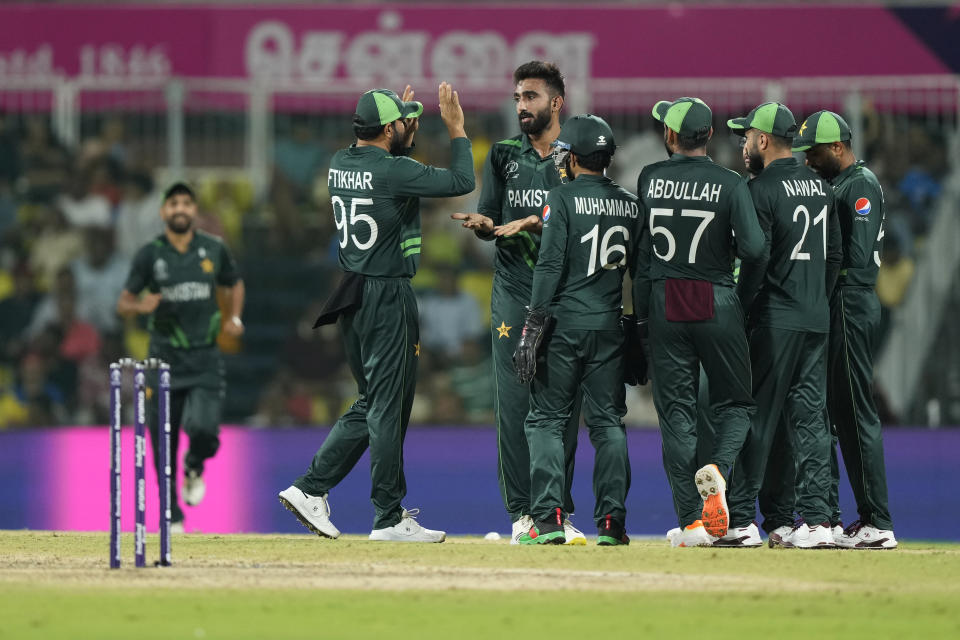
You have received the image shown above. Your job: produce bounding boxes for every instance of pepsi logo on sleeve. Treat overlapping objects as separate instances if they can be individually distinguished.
[542,205,551,222]
[854,197,872,216]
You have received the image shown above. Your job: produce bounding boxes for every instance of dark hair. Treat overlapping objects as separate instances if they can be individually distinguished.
[352,114,386,141]
[574,150,613,172]
[676,126,712,151]
[513,61,565,98]
[767,134,793,150]
[163,181,196,203]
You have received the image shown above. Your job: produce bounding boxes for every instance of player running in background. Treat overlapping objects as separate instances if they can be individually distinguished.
[450,61,586,545]
[117,182,245,532]
[720,103,842,548]
[635,97,767,547]
[513,115,641,546]
[278,84,474,542]
[793,111,897,549]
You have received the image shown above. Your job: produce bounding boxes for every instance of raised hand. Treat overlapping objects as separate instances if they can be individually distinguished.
[438,81,466,138]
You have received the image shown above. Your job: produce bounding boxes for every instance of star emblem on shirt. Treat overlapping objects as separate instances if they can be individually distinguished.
[414,342,420,357]
[200,258,214,273]
[798,120,808,136]
[496,322,512,339]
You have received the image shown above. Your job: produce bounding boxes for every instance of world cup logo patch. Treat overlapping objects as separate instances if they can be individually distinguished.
[855,197,871,216]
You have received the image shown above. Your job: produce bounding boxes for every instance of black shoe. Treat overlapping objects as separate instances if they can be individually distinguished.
[597,515,629,546]
[519,508,566,545]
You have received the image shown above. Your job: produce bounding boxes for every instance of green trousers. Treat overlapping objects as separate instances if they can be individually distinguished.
[492,281,579,522]
[147,382,223,524]
[525,329,630,526]
[728,328,831,528]
[294,277,419,530]
[828,286,893,530]
[650,283,755,528]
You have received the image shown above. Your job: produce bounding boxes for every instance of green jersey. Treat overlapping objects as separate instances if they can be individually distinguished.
[737,157,842,333]
[328,137,474,278]
[478,135,564,297]
[125,231,240,353]
[831,160,885,288]
[530,174,642,331]
[633,154,767,315]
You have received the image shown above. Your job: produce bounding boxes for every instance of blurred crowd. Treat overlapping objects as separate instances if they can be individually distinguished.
[0,106,949,429]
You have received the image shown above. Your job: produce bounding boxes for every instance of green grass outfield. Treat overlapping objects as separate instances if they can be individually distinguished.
[2,530,959,639]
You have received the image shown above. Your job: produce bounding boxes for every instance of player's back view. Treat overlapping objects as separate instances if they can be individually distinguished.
[722,102,842,549]
[634,97,767,547]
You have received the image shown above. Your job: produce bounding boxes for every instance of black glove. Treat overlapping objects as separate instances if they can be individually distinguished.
[620,314,650,386]
[513,307,550,384]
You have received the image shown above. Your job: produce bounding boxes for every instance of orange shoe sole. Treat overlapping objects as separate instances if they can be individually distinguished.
[696,464,728,538]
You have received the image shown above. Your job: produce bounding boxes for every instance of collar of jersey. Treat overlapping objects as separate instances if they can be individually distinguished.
[571,173,610,183]
[765,157,799,170]
[668,153,713,163]
[157,232,198,252]
[832,159,864,186]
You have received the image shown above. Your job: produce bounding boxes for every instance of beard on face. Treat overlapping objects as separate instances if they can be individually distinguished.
[810,153,843,181]
[518,107,551,136]
[563,155,575,181]
[745,140,765,174]
[166,212,193,234]
[388,133,406,156]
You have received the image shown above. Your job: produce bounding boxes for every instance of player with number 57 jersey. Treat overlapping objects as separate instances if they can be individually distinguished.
[634,97,767,545]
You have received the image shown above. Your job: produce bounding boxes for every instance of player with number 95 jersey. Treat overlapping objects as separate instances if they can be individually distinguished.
[279,84,474,544]
[634,97,767,547]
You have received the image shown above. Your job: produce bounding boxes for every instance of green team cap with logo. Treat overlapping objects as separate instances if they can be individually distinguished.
[651,97,712,136]
[354,89,424,127]
[791,110,852,152]
[727,102,798,138]
[553,114,616,156]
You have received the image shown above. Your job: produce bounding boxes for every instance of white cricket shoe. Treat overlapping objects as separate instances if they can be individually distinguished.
[511,515,534,545]
[668,520,716,547]
[278,485,341,539]
[695,464,729,538]
[369,509,445,543]
[170,521,185,534]
[183,470,206,506]
[834,521,897,550]
[713,521,762,548]
[665,527,682,542]
[783,522,836,549]
[768,525,793,548]
[563,517,587,546]
[832,524,844,544]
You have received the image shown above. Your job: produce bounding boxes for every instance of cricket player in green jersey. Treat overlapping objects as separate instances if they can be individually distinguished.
[451,61,586,545]
[793,110,897,549]
[512,115,641,546]
[117,182,245,530]
[279,83,475,542]
[718,102,843,548]
[635,97,767,548]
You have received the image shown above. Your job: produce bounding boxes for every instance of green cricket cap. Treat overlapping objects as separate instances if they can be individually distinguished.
[652,97,712,137]
[792,110,852,152]
[354,89,423,127]
[553,114,616,156]
[727,102,797,138]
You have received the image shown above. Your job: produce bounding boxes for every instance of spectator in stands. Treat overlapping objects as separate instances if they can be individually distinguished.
[19,115,70,204]
[0,352,66,428]
[418,266,484,363]
[0,265,40,364]
[270,116,328,249]
[0,111,20,239]
[27,207,83,291]
[876,226,916,349]
[116,171,163,259]
[57,170,111,228]
[71,226,127,335]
